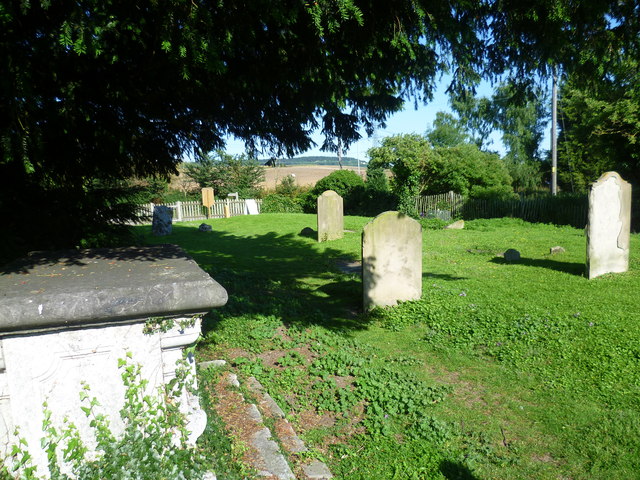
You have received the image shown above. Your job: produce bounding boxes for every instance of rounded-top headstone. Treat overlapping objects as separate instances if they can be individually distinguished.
[317,190,344,242]
[586,171,632,279]
[362,211,422,311]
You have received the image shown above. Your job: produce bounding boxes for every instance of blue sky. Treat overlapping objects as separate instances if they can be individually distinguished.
[223,76,551,162]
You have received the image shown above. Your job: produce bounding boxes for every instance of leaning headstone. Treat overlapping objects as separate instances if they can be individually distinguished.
[503,249,521,262]
[317,190,343,242]
[586,171,632,279]
[362,211,422,311]
[199,223,212,232]
[152,205,173,236]
[244,199,259,215]
[444,220,465,230]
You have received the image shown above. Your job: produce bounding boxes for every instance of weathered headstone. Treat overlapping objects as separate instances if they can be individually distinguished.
[317,190,344,242]
[444,220,465,230]
[199,223,212,232]
[362,211,422,311]
[503,249,521,262]
[586,171,632,279]
[244,199,259,215]
[152,205,173,236]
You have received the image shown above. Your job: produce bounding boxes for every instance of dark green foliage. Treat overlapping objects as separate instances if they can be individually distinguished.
[1,0,637,259]
[260,194,304,214]
[313,170,365,198]
[368,135,513,200]
[184,151,265,198]
[306,169,367,215]
[274,175,299,197]
[558,69,640,192]
[426,112,470,148]
[0,180,141,265]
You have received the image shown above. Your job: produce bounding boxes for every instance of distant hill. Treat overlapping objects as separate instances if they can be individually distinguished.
[263,155,367,167]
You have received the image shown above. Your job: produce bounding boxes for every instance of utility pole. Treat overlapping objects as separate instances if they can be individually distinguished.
[337,138,344,170]
[551,66,558,195]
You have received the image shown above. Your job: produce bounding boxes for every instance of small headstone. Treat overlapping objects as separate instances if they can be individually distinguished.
[550,246,565,255]
[299,227,315,238]
[317,190,344,242]
[362,211,422,311]
[586,172,632,279]
[244,199,259,215]
[199,223,212,232]
[444,220,465,230]
[503,249,520,262]
[152,205,173,236]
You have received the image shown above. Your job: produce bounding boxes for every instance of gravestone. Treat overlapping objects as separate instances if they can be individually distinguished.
[362,211,422,311]
[0,245,227,475]
[244,199,260,215]
[152,205,173,236]
[503,249,521,262]
[199,223,212,232]
[445,220,465,230]
[317,190,344,242]
[586,172,632,279]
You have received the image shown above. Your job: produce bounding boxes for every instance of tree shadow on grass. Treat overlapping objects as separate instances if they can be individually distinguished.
[439,460,481,480]
[490,256,585,276]
[143,225,369,333]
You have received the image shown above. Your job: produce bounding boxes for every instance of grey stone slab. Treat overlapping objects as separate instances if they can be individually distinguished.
[0,245,228,334]
[252,427,296,480]
[247,376,286,419]
[587,171,632,279]
[362,211,422,311]
[199,359,227,369]
[247,404,263,423]
[317,190,344,242]
[302,460,334,479]
[444,220,465,229]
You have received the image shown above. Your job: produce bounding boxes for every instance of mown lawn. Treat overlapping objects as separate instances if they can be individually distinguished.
[136,214,640,480]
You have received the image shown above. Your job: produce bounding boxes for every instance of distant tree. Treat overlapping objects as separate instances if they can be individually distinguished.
[368,134,513,198]
[426,112,470,148]
[558,61,640,191]
[275,175,299,197]
[184,151,265,198]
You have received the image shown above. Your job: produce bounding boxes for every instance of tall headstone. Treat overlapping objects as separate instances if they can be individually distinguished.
[317,190,343,242]
[152,205,173,236]
[586,171,632,279]
[362,211,422,310]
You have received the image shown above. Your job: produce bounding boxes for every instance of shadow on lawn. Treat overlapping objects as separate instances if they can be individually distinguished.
[152,225,368,333]
[490,256,585,276]
[439,460,481,480]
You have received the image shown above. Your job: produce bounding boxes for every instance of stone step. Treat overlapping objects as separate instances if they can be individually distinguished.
[201,360,333,480]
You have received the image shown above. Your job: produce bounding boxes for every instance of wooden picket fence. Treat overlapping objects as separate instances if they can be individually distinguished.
[136,199,262,223]
[415,191,590,228]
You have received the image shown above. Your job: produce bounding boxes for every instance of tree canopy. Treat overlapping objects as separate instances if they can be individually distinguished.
[367,134,513,203]
[1,0,638,260]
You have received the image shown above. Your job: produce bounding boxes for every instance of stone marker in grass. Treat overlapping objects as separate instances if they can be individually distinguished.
[586,171,632,279]
[317,190,343,242]
[152,204,173,236]
[362,211,422,311]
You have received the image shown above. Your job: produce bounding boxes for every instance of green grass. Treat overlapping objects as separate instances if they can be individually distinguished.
[135,214,640,480]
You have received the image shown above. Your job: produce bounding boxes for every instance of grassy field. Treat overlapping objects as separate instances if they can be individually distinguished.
[135,214,640,479]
